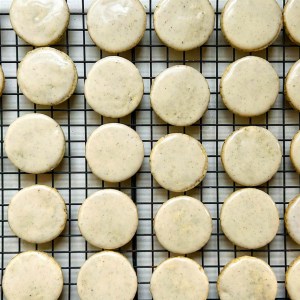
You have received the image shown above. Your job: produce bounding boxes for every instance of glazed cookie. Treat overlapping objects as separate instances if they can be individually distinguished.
[2,251,63,300]
[284,0,300,45]
[150,133,208,192]
[85,57,143,118]
[286,256,300,300]
[221,189,279,249]
[86,123,144,182]
[18,47,78,106]
[285,60,300,111]
[77,251,137,300]
[0,65,4,96]
[150,257,209,300]
[221,0,282,52]
[87,0,146,53]
[10,0,69,47]
[217,256,277,300]
[8,185,67,244]
[150,65,210,126]
[154,196,212,254]
[221,126,282,186]
[290,131,300,173]
[285,195,300,245]
[4,114,65,174]
[78,189,138,249]
[220,56,279,117]
[154,0,214,51]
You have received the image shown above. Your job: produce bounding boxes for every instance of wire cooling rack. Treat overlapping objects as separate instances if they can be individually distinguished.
[1,0,300,299]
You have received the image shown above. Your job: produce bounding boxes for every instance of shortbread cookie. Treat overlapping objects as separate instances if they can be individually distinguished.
[86,123,144,182]
[77,251,137,300]
[284,0,300,45]
[87,0,146,53]
[78,189,138,249]
[220,56,279,117]
[285,59,300,111]
[10,0,69,46]
[221,0,282,52]
[221,188,279,249]
[150,65,210,126]
[85,57,143,118]
[154,0,215,51]
[290,130,300,173]
[0,65,4,96]
[2,251,63,300]
[285,195,300,245]
[8,185,67,244]
[286,256,300,300]
[5,113,65,174]
[221,127,282,186]
[150,257,209,300]
[150,133,208,192]
[18,47,77,106]
[217,256,278,300]
[154,196,212,254]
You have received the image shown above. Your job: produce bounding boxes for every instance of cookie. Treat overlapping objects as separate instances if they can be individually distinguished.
[86,123,144,182]
[18,47,78,106]
[85,56,143,118]
[286,256,300,300]
[285,195,300,245]
[78,189,138,249]
[150,65,210,126]
[4,113,65,174]
[87,0,146,53]
[150,133,208,192]
[10,0,69,47]
[220,56,279,117]
[154,0,215,51]
[221,126,282,186]
[2,251,63,300]
[150,257,209,300]
[77,251,137,300]
[290,130,300,173]
[8,185,67,244]
[220,188,279,249]
[217,256,278,300]
[154,196,212,254]
[221,0,282,52]
[0,65,4,96]
[285,59,300,111]
[284,0,300,45]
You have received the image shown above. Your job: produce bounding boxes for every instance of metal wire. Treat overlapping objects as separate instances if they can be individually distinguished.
[0,0,300,299]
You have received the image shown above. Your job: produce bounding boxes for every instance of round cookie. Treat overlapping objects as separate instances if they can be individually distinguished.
[220,56,279,117]
[220,188,279,249]
[0,65,4,96]
[150,133,208,192]
[290,130,300,173]
[221,0,282,52]
[8,185,67,244]
[77,251,137,300]
[2,251,63,300]
[18,47,77,106]
[10,0,69,47]
[285,60,300,111]
[221,126,282,186]
[154,196,212,254]
[284,0,300,45]
[85,57,143,118]
[286,256,300,300]
[217,256,277,300]
[150,257,209,300]
[154,0,215,51]
[87,0,146,53]
[78,189,138,249]
[150,65,210,126]
[86,123,144,182]
[285,195,300,245]
[4,113,65,174]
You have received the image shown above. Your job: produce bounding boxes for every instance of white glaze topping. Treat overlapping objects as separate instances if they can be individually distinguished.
[284,0,300,45]
[285,59,300,111]
[286,256,300,300]
[0,65,4,96]
[285,195,300,245]
[290,130,300,173]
